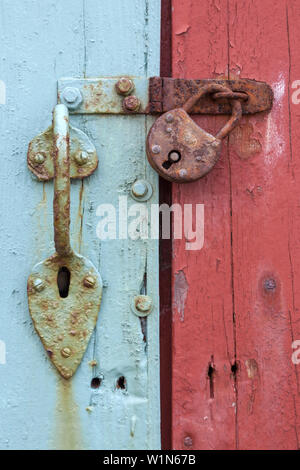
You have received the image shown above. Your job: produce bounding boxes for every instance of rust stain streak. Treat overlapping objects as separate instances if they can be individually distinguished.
[54,379,84,450]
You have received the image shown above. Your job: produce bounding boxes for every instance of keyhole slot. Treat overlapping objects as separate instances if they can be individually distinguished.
[162,150,181,170]
[57,266,71,298]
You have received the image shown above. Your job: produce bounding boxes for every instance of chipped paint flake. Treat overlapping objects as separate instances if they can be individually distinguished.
[174,270,188,322]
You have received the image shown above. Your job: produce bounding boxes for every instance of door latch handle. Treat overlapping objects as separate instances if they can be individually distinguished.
[27,104,102,379]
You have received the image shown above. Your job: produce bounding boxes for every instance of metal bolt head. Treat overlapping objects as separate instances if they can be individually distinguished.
[33,153,45,165]
[130,180,153,202]
[152,144,161,154]
[179,168,187,177]
[74,151,89,166]
[131,180,148,198]
[135,295,152,313]
[165,113,174,123]
[61,347,71,358]
[123,95,141,112]
[33,278,45,292]
[60,87,83,110]
[115,77,134,95]
[83,275,96,288]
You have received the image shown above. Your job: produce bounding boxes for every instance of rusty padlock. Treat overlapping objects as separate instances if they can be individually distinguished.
[146,84,243,183]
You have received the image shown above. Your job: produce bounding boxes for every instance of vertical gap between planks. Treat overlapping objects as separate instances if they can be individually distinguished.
[159,0,173,451]
[227,0,238,449]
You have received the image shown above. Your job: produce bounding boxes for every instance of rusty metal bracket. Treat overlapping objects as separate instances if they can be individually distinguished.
[27,105,102,379]
[57,76,273,115]
[27,119,98,181]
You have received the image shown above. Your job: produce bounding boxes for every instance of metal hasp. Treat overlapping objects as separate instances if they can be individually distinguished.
[146,79,273,183]
[57,77,273,115]
[27,105,102,379]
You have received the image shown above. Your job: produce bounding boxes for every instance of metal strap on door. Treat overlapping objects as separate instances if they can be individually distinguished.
[26,77,273,378]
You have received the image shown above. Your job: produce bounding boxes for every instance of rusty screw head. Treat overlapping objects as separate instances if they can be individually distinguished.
[131,295,153,317]
[33,278,45,292]
[61,347,71,358]
[123,95,141,112]
[83,275,96,288]
[165,113,174,123]
[33,153,45,165]
[74,151,89,166]
[115,77,134,96]
[60,87,83,110]
[130,180,153,202]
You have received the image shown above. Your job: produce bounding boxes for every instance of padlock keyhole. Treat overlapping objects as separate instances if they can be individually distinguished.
[162,150,181,170]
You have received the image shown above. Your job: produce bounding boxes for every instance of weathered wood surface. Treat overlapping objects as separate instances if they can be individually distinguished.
[171,0,300,450]
[0,0,161,450]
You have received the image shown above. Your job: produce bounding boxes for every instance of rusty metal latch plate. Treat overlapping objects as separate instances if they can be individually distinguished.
[28,252,102,379]
[28,124,98,181]
[27,105,102,379]
[58,76,273,115]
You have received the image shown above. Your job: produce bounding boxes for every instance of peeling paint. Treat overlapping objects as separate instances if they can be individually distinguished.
[174,270,188,322]
[54,379,84,450]
[231,122,262,160]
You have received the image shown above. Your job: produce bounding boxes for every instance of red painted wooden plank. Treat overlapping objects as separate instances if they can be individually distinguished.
[228,0,300,450]
[171,0,237,450]
[171,0,300,450]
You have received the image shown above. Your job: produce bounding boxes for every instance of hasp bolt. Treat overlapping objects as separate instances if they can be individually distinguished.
[115,77,134,96]
[33,153,45,165]
[83,275,96,288]
[60,87,83,110]
[123,95,141,112]
[61,347,71,358]
[33,278,45,292]
[74,151,89,166]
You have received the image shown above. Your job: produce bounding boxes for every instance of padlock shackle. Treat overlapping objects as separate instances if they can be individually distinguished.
[215,99,242,140]
[182,83,242,140]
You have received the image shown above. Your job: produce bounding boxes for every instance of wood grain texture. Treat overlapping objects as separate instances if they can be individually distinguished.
[171,0,300,450]
[171,0,236,451]
[0,0,161,450]
[229,0,300,450]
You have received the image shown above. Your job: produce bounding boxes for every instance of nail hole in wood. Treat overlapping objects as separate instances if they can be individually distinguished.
[207,358,215,399]
[116,376,127,390]
[91,377,102,389]
[231,361,238,377]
